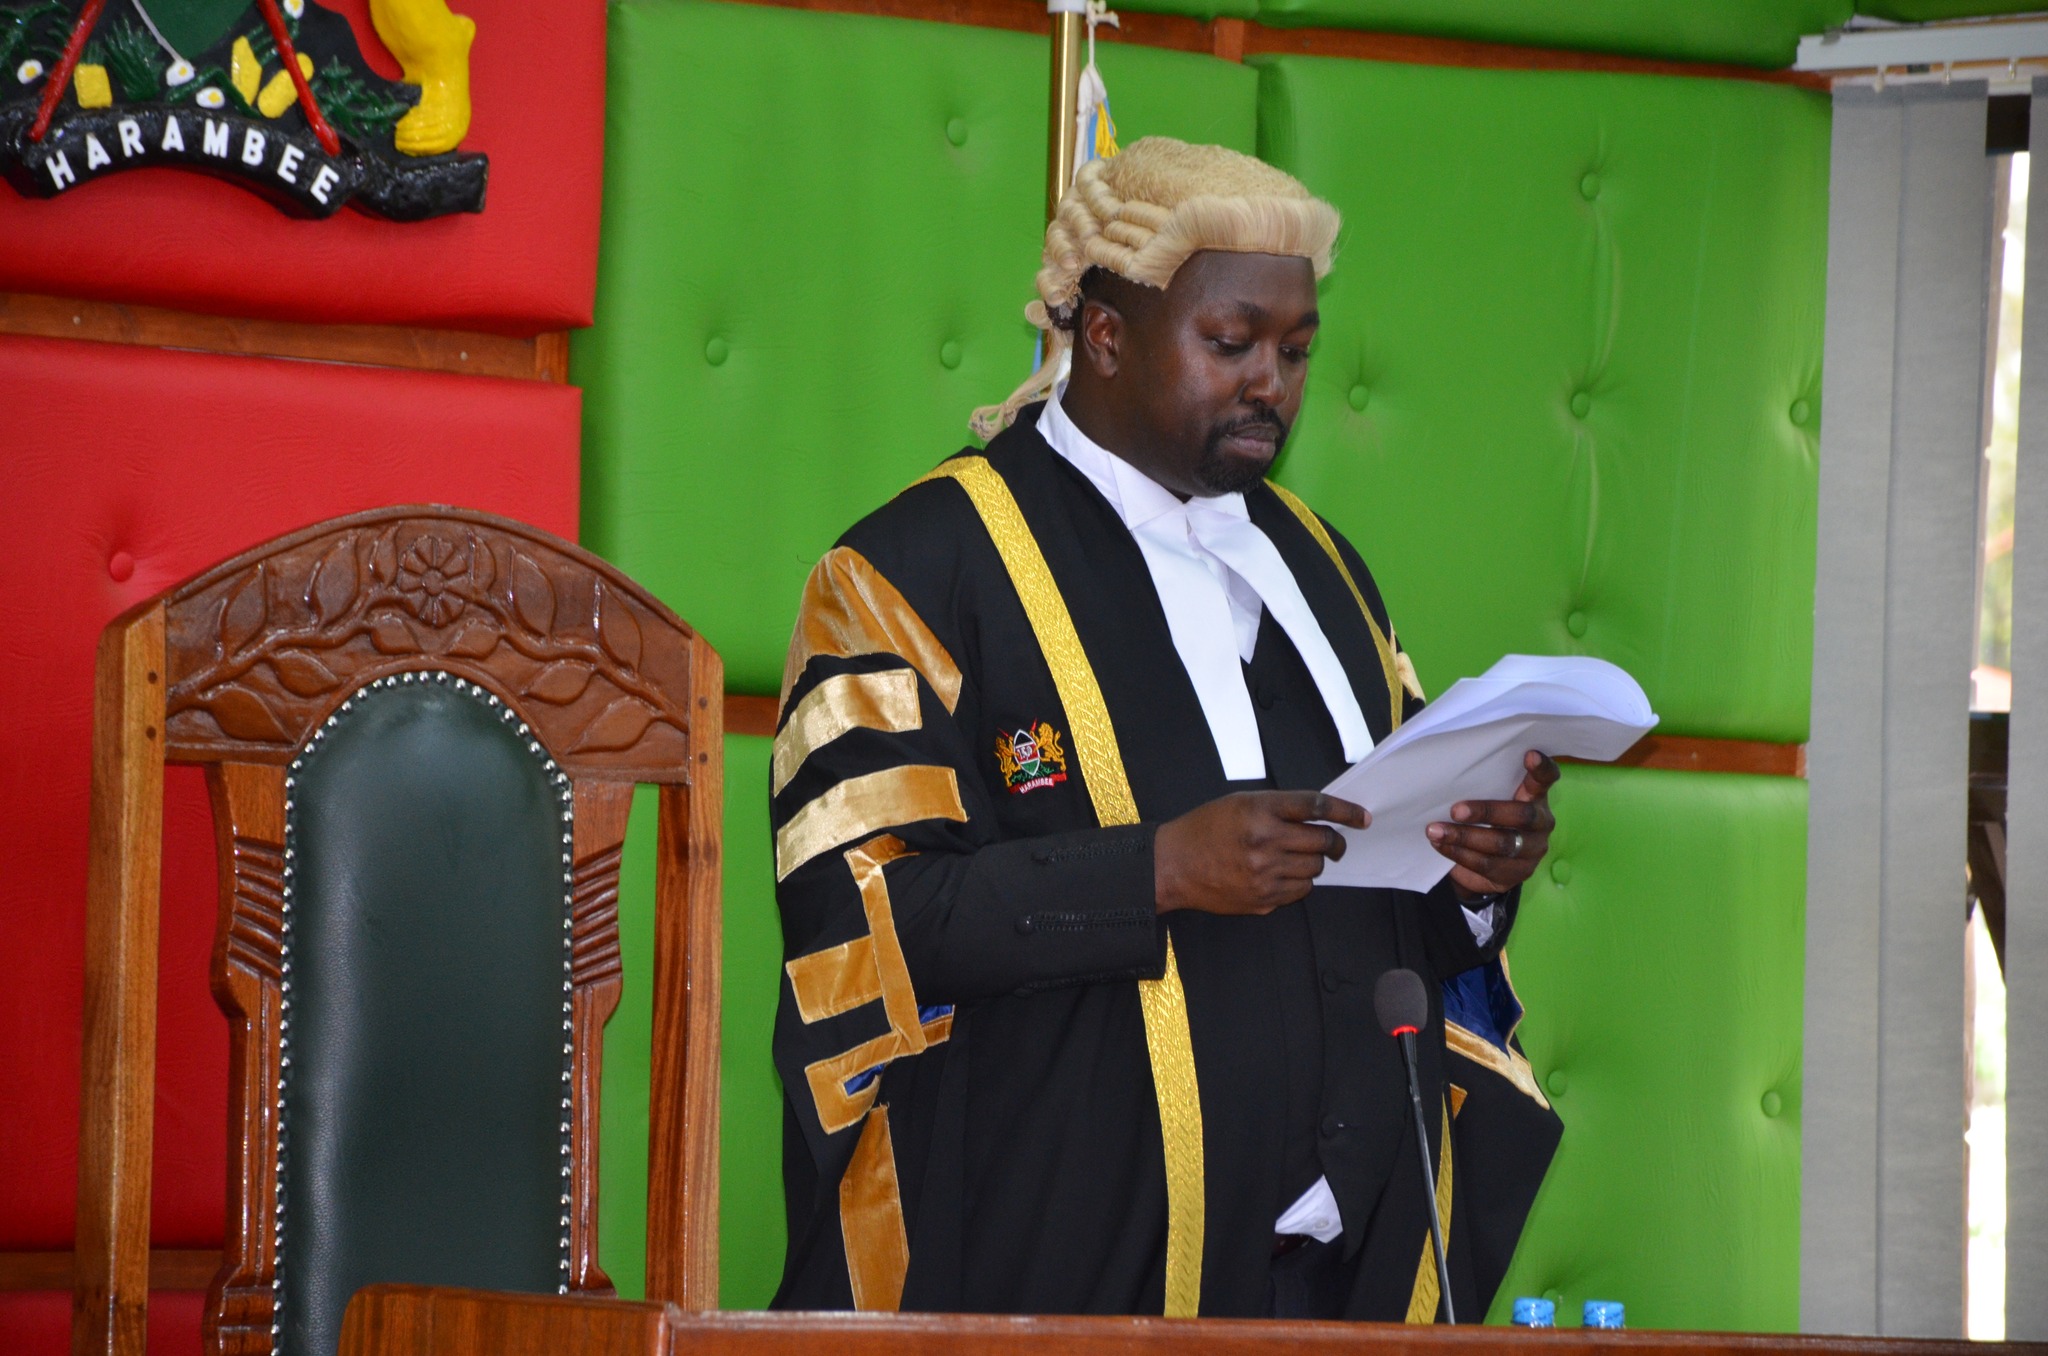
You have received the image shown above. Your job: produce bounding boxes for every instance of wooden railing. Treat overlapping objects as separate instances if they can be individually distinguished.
[338,1285,2038,1356]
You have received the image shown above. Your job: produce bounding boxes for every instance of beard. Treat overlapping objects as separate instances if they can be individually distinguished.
[1193,410,1289,495]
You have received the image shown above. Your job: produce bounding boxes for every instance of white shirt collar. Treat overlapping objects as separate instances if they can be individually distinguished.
[1036,385,1251,529]
[1031,381,1373,779]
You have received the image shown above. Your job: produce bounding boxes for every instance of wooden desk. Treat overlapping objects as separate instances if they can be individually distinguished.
[340,1285,2039,1356]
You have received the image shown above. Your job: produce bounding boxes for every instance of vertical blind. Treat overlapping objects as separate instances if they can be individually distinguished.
[1806,83,1992,1339]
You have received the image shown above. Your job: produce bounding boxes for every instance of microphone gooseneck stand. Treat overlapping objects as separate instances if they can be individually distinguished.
[1397,1023,1456,1325]
[1374,967,1456,1325]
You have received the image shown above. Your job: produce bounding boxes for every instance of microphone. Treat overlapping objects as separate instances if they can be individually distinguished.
[1374,968,1456,1324]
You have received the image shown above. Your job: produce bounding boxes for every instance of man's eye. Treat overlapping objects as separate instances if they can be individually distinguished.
[1208,337,1250,355]
[1281,345,1309,363]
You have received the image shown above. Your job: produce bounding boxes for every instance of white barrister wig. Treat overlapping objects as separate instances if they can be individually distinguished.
[971,137,1342,440]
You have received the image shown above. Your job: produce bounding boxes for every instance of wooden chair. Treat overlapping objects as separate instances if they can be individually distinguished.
[72,507,723,1356]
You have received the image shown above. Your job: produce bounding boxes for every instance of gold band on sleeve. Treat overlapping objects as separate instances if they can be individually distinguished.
[786,838,929,1032]
[1267,481,1404,732]
[776,765,966,881]
[785,937,884,1024]
[841,1106,912,1310]
[805,1032,897,1136]
[846,834,929,1058]
[773,668,924,794]
[915,456,1206,1318]
[792,837,944,1138]
[782,546,964,715]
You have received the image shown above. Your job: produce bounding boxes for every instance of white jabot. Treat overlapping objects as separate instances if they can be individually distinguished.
[1037,389,1373,781]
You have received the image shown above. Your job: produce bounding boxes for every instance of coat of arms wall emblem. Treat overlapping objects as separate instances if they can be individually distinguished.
[0,0,485,219]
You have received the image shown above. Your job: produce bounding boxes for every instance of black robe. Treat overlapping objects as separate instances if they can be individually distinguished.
[769,409,1559,1319]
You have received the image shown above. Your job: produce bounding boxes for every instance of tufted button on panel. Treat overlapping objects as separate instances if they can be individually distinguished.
[1549,857,1572,885]
[946,116,968,147]
[940,339,963,370]
[1320,1114,1341,1138]
[107,550,134,582]
[1790,398,1812,426]
[1570,390,1592,419]
[1579,171,1602,201]
[1321,969,1341,993]
[1546,1069,1568,1097]
[1761,1090,1783,1118]
[1566,609,1588,638]
[1347,383,1369,412]
[704,336,730,366]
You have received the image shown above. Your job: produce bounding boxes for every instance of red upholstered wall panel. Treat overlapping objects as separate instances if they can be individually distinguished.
[0,0,605,335]
[0,1290,203,1356]
[0,332,578,1286]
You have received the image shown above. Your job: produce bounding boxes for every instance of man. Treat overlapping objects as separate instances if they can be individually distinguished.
[770,138,1561,1321]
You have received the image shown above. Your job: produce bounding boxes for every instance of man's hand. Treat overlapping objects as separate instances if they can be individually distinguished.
[1155,791,1369,916]
[1427,750,1561,897]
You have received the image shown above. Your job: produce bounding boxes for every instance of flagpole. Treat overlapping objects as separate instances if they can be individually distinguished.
[1046,0,1086,220]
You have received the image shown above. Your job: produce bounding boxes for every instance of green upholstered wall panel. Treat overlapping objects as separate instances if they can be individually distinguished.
[1499,765,1805,1328]
[577,0,1258,696]
[597,782,656,1301]
[719,735,787,1308]
[597,735,783,1307]
[1858,0,2041,18]
[1258,58,1828,743]
[1117,0,1260,24]
[1249,1,1850,68]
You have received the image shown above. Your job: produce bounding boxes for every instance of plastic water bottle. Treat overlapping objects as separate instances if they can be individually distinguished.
[1583,1300,1625,1329]
[1512,1297,1557,1327]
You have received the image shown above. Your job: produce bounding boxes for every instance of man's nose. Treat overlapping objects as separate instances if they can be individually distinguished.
[1241,344,1285,406]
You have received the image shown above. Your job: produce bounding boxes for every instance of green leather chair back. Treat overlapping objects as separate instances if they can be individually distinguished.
[278,676,570,1356]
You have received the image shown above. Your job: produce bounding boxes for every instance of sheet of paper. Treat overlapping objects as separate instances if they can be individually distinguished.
[1315,654,1658,892]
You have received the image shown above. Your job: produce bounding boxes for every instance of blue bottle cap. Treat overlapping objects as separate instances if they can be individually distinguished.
[1513,1297,1556,1327]
[1583,1300,1625,1329]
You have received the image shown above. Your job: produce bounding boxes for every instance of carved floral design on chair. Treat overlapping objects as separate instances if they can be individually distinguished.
[396,535,471,627]
[165,520,694,764]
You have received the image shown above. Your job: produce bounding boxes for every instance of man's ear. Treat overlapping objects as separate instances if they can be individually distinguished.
[1077,299,1123,378]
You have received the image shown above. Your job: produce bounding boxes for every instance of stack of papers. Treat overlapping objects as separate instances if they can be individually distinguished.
[1315,654,1658,891]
